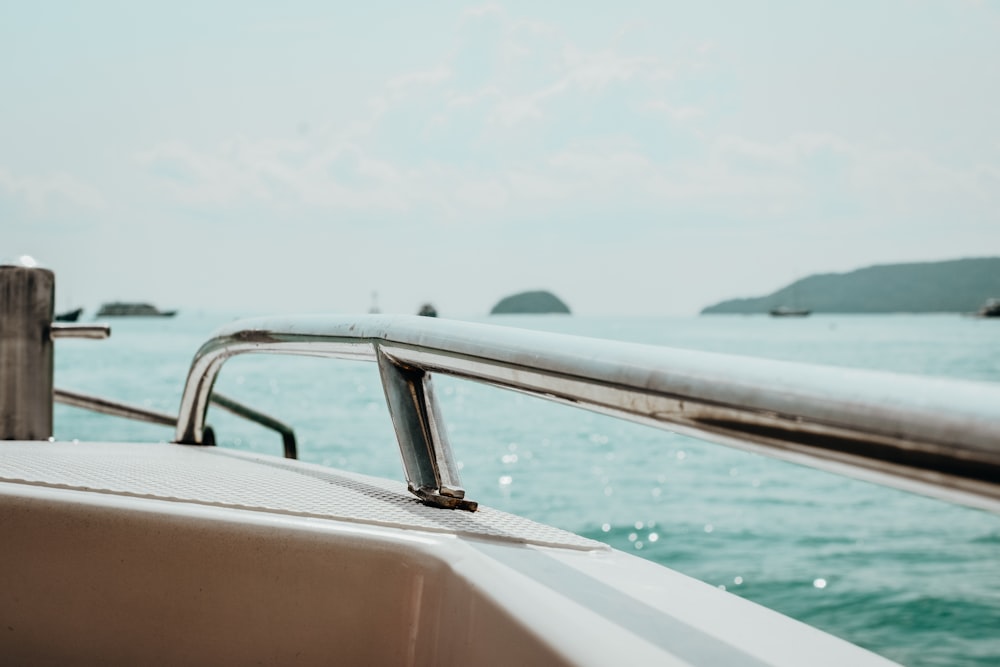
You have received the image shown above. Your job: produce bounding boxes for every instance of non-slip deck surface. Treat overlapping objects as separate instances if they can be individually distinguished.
[0,441,603,550]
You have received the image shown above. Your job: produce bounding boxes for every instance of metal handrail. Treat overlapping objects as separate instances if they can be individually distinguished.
[209,392,297,459]
[55,388,177,427]
[56,387,297,459]
[175,314,1000,513]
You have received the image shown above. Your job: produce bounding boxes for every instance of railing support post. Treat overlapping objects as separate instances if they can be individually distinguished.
[0,261,55,440]
[377,348,476,511]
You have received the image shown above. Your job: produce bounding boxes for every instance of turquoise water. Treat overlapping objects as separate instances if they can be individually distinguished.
[53,313,1000,666]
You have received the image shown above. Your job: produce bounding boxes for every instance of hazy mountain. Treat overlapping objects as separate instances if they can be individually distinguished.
[701,257,1000,314]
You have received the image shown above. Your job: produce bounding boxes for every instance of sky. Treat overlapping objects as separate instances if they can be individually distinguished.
[3,1,999,316]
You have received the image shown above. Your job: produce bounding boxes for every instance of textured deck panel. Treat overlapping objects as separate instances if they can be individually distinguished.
[0,441,604,550]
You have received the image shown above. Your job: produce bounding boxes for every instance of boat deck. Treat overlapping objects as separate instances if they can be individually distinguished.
[0,441,599,550]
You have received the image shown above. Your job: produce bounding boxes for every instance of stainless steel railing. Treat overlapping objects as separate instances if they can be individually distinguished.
[55,388,297,459]
[175,314,1000,513]
[0,263,296,457]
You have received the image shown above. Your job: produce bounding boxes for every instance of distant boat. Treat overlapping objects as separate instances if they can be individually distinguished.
[769,306,811,317]
[977,298,1000,318]
[96,302,176,317]
[54,307,83,322]
[769,279,811,317]
[417,303,438,317]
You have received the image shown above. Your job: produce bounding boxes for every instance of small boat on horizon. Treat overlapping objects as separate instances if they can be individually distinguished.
[769,306,811,317]
[96,302,177,317]
[54,307,83,322]
[977,298,1000,318]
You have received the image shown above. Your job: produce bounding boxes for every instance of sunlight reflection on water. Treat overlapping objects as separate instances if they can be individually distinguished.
[52,312,1000,667]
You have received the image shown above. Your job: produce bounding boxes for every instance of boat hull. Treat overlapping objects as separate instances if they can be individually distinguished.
[0,441,900,667]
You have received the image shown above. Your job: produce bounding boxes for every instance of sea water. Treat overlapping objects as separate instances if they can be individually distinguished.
[52,313,1000,667]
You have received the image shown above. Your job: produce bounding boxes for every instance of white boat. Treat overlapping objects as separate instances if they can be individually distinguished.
[2,261,998,665]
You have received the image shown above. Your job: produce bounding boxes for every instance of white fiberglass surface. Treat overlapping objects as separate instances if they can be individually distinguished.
[0,480,897,667]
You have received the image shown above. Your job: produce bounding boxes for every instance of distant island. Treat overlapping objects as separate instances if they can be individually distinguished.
[701,257,1000,314]
[96,302,177,317]
[490,290,571,315]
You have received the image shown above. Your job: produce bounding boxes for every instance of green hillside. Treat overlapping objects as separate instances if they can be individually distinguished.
[491,290,571,315]
[701,257,1000,314]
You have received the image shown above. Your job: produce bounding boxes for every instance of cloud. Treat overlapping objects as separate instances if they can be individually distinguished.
[486,83,564,126]
[136,138,417,212]
[562,46,673,91]
[132,5,999,243]
[385,66,452,92]
[678,133,1000,227]
[0,167,105,215]
[462,3,504,19]
[642,100,703,122]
